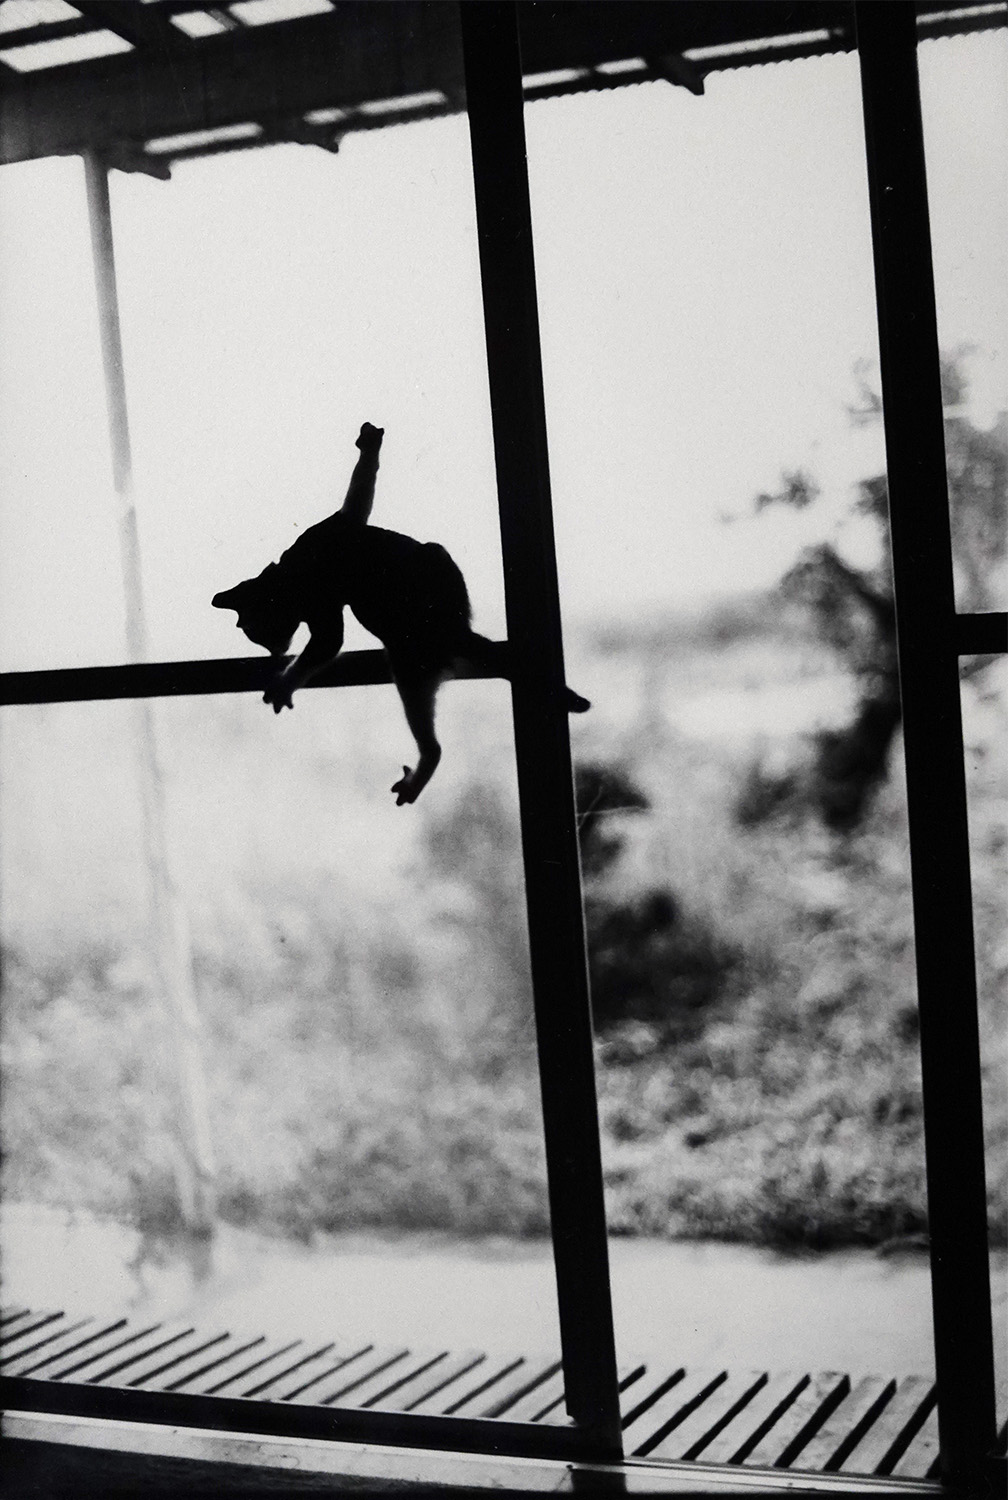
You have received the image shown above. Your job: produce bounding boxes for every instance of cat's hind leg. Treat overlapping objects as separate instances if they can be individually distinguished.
[389,667,445,805]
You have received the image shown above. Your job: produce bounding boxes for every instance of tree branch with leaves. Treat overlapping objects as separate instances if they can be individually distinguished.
[739,354,1006,832]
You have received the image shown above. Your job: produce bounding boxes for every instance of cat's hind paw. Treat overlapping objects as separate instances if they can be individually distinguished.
[391,766,419,806]
[263,677,294,713]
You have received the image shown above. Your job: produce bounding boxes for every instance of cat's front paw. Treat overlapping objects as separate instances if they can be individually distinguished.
[391,765,419,806]
[263,676,294,713]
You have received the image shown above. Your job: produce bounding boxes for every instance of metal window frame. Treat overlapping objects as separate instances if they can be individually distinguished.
[854,4,1003,1490]
[0,0,622,1466]
[1,0,1003,1484]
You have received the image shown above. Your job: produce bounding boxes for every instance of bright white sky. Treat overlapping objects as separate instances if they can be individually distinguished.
[0,33,1004,672]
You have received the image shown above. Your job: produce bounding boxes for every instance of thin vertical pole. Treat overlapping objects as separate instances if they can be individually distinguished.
[459,3,622,1457]
[83,152,216,1261]
[855,7,996,1487]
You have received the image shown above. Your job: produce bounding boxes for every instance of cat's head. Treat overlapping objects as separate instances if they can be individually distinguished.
[212,565,299,656]
[356,422,384,453]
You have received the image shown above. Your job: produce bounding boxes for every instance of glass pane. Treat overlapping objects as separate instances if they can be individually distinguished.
[522,29,937,1469]
[0,118,504,672]
[961,660,1008,1409]
[0,158,126,673]
[1,689,563,1380]
[918,27,1008,613]
[1,4,569,1411]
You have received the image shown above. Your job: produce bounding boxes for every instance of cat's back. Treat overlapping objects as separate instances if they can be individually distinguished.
[350,530,472,656]
[275,512,470,656]
[280,514,422,581]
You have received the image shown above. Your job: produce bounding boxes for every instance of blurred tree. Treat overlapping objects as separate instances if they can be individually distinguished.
[744,354,1006,831]
[418,780,534,1073]
[574,761,649,878]
[419,765,736,1040]
[574,763,737,1033]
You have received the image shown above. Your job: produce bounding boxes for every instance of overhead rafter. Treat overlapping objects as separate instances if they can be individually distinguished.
[0,1,462,164]
[70,0,196,54]
[0,0,244,51]
[0,16,89,50]
[0,1,1003,171]
[647,52,707,96]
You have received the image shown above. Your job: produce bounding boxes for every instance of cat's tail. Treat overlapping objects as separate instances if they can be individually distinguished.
[462,630,590,712]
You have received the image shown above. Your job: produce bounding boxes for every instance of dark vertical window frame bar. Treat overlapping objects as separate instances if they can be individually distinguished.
[458,1,623,1458]
[854,4,996,1487]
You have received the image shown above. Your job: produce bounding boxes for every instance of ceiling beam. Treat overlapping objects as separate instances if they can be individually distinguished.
[0,2,1003,169]
[0,17,91,50]
[71,0,195,53]
[513,0,854,73]
[0,3,462,164]
[648,52,707,96]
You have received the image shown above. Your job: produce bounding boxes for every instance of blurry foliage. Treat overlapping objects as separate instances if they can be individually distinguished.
[2,857,553,1241]
[2,535,1004,1253]
[415,779,535,1076]
[741,354,1007,832]
[735,758,803,830]
[575,761,648,878]
[591,589,799,659]
[596,822,936,1247]
[4,698,1004,1246]
[1,945,197,1226]
[575,761,738,1035]
[753,468,820,513]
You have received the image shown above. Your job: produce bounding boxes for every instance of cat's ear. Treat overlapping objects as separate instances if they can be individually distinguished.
[214,565,279,610]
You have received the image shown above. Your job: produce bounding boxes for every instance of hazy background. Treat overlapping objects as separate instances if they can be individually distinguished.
[1,25,1004,1395]
[0,35,1004,670]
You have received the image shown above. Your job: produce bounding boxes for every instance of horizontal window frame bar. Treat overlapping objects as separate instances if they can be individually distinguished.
[3,1408,947,1497]
[0,1374,599,1465]
[1,613,998,709]
[0,643,511,707]
[955,611,1007,657]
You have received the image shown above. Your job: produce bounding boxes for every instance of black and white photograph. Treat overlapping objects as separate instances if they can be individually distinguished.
[0,3,1004,1494]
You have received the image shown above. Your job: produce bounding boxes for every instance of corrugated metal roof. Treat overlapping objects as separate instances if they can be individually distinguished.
[0,1,1003,173]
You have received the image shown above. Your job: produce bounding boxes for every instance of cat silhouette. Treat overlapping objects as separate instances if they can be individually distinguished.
[213,423,589,804]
